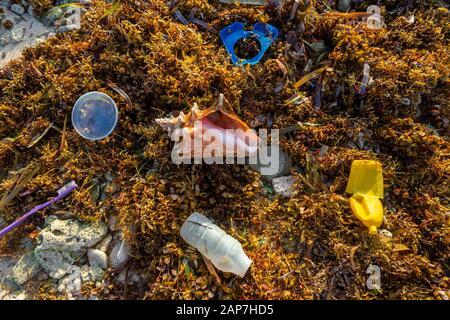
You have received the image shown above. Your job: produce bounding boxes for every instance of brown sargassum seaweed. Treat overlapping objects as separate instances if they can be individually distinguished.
[0,0,448,299]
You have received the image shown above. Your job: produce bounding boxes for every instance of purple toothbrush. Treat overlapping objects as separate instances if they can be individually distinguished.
[0,181,78,239]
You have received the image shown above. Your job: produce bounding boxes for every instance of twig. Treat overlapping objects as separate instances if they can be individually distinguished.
[201,254,222,285]
[59,115,67,153]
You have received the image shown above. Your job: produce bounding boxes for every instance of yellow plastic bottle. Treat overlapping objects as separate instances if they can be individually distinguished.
[346,160,384,234]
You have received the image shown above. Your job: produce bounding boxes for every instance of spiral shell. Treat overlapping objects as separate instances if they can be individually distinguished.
[155,95,259,158]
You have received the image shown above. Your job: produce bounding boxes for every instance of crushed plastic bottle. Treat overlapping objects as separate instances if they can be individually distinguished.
[346,160,384,234]
[180,212,252,277]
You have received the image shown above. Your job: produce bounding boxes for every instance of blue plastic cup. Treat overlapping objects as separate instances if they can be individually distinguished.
[71,91,118,141]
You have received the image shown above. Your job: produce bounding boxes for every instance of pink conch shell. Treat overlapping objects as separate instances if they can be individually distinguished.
[155,95,259,159]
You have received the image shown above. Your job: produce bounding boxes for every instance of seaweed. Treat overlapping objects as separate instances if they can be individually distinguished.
[0,0,448,300]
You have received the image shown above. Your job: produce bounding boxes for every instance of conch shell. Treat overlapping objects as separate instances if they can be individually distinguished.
[155,94,259,160]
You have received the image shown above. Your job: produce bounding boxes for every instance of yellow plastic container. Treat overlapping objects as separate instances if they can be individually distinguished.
[346,160,384,234]
[349,194,383,234]
[346,160,383,198]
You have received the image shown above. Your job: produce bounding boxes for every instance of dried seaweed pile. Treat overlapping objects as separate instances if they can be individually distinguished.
[0,0,449,299]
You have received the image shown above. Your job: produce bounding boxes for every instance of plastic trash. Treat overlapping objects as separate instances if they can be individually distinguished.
[345,160,384,234]
[346,160,383,197]
[220,22,279,66]
[174,9,189,25]
[358,63,370,95]
[180,212,252,277]
[71,91,118,140]
[219,0,268,5]
[349,195,383,234]
[289,0,301,20]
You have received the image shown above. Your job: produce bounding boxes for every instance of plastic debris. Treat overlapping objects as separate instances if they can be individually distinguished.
[286,30,304,57]
[71,91,119,141]
[346,160,384,234]
[314,78,324,109]
[358,63,370,95]
[366,5,383,29]
[180,212,252,277]
[174,9,189,25]
[219,0,268,5]
[220,22,279,66]
[109,239,131,268]
[272,175,296,197]
[292,66,330,89]
[0,181,78,239]
[190,17,211,30]
[323,11,373,19]
[346,160,383,197]
[289,0,301,20]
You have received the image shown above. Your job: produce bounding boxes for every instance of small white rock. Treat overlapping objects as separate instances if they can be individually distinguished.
[0,35,9,47]
[438,290,449,300]
[14,292,28,300]
[400,98,411,106]
[10,4,25,16]
[272,175,296,198]
[11,26,26,43]
[80,264,104,282]
[35,34,49,45]
[58,266,81,295]
[379,229,393,238]
[4,290,29,300]
[87,249,108,270]
[95,234,112,253]
[0,286,8,300]
[35,270,49,282]
[56,24,79,33]
[115,269,142,285]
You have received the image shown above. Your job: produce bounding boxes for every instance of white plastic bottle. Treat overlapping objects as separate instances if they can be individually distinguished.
[180,212,252,278]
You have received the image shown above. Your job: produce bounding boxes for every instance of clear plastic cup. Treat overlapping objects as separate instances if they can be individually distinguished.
[71,92,118,140]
